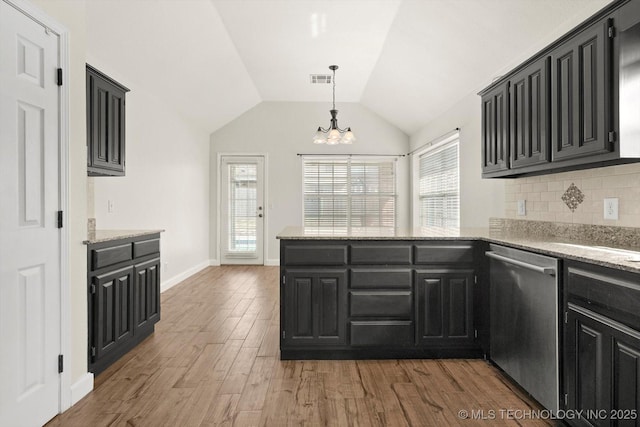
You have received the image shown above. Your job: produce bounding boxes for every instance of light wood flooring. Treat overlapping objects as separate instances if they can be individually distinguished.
[48,266,555,426]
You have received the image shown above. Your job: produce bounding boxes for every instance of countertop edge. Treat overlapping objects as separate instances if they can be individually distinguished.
[278,234,640,274]
[83,229,165,245]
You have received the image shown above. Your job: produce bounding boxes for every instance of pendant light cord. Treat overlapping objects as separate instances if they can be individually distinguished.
[332,67,336,110]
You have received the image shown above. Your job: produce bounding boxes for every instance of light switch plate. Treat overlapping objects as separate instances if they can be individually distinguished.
[604,198,619,220]
[517,200,526,216]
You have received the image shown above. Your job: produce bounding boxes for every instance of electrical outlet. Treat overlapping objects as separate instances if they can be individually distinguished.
[604,198,619,220]
[107,200,114,213]
[517,200,526,216]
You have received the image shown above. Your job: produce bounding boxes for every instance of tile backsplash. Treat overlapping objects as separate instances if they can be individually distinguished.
[505,163,640,227]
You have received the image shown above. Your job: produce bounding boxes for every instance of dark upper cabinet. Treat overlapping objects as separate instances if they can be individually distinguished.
[481,82,510,175]
[509,57,551,169]
[478,1,640,178]
[550,19,613,163]
[415,269,474,346]
[283,269,347,347]
[86,65,130,176]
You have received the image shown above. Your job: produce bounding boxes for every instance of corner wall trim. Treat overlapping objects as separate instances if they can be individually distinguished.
[70,373,94,406]
[161,260,210,293]
[265,259,280,266]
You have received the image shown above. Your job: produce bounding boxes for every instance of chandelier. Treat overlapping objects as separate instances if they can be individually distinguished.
[313,65,355,145]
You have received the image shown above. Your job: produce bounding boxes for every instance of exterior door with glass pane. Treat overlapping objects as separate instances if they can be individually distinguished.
[220,156,264,265]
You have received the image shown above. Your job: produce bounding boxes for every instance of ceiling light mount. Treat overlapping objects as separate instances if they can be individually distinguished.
[313,65,355,145]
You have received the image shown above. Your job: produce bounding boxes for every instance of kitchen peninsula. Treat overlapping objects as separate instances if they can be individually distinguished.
[277,222,640,360]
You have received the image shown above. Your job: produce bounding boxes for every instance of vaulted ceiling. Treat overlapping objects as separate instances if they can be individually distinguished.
[86,0,612,136]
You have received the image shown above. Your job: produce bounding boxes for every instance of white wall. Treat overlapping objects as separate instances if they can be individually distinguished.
[210,101,410,264]
[90,79,211,287]
[409,92,505,227]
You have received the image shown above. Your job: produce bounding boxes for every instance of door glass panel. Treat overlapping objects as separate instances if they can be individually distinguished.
[227,163,257,254]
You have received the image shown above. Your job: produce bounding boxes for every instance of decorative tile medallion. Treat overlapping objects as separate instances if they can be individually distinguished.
[561,183,584,212]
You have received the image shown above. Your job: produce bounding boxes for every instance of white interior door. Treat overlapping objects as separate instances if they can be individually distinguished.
[0,1,62,425]
[220,156,264,265]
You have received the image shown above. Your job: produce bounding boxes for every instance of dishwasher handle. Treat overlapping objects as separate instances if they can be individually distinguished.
[485,251,556,276]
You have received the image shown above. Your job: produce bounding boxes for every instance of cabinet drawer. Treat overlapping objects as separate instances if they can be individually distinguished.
[350,269,412,289]
[350,244,412,265]
[350,321,413,346]
[284,245,347,266]
[414,243,474,264]
[91,243,133,270]
[133,238,160,258]
[567,264,640,330]
[350,291,412,318]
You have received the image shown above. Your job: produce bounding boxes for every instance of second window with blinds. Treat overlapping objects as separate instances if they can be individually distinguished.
[414,133,460,228]
[302,156,397,234]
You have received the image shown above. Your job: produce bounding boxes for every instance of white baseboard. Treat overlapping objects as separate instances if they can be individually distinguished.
[264,258,280,266]
[70,372,93,405]
[161,260,210,293]
[209,259,220,266]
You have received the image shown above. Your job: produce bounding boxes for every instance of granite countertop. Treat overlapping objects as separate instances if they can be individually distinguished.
[277,225,640,274]
[84,229,164,245]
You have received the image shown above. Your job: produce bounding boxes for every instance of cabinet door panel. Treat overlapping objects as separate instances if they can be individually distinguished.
[510,58,550,169]
[481,84,509,174]
[93,266,134,361]
[318,277,339,338]
[283,270,346,346]
[551,21,611,162]
[614,340,640,422]
[134,258,160,330]
[416,270,473,345]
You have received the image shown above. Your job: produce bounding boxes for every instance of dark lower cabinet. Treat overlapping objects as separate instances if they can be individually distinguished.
[564,261,640,426]
[282,269,347,347]
[415,269,474,346]
[134,258,161,331]
[565,305,640,427]
[280,240,482,359]
[93,266,134,362]
[88,233,161,374]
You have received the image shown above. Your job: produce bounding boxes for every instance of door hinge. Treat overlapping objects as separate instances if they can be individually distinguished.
[282,331,285,339]
[90,283,96,294]
[282,276,286,285]
[474,329,478,339]
[57,68,63,86]
[90,347,96,358]
[564,393,568,406]
[57,210,63,228]
[58,354,64,373]
[564,311,568,324]
[474,275,478,284]
[608,26,616,38]
[608,131,617,144]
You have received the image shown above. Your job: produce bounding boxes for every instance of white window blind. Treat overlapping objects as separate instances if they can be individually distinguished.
[303,157,396,234]
[418,139,459,228]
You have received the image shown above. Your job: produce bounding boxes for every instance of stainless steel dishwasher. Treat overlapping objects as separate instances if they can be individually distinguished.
[486,244,559,412]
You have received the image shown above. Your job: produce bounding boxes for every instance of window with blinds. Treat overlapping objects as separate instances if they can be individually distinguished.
[303,157,396,234]
[418,138,459,228]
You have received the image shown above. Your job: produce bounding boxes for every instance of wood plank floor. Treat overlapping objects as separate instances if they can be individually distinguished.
[48,266,556,427]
